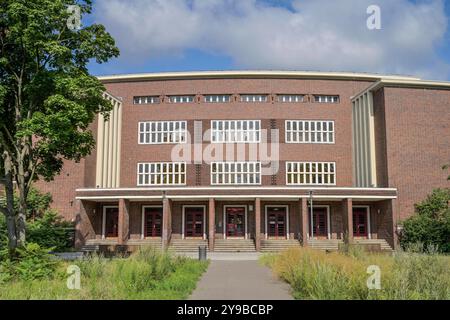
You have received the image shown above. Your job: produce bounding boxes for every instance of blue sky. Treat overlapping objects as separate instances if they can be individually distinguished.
[87,0,450,80]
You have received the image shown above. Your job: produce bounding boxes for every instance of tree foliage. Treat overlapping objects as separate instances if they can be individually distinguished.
[1,187,73,252]
[400,189,450,253]
[0,0,119,250]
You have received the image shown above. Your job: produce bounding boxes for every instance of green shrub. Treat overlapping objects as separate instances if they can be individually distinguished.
[1,187,74,252]
[27,211,73,251]
[0,215,7,251]
[400,189,450,253]
[1,243,59,281]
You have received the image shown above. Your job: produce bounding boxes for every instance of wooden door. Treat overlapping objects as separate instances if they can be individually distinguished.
[185,207,204,238]
[226,207,246,237]
[105,207,119,238]
[144,207,163,237]
[353,208,368,237]
[267,207,287,238]
[311,208,327,238]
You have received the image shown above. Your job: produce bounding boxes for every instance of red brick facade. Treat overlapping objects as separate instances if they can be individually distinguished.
[36,71,450,250]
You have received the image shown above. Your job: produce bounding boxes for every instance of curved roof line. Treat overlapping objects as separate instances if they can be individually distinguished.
[97,70,421,83]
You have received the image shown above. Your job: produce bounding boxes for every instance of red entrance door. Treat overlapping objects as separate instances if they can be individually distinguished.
[144,207,162,237]
[105,207,119,238]
[267,207,287,238]
[226,207,246,237]
[353,208,368,237]
[311,208,327,238]
[185,207,204,238]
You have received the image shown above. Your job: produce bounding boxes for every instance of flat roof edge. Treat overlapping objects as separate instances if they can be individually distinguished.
[351,79,450,99]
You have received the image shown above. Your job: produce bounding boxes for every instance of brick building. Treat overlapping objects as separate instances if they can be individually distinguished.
[38,71,450,252]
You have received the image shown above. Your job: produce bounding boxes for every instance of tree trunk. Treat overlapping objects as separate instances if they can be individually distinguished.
[2,151,18,251]
[16,156,27,246]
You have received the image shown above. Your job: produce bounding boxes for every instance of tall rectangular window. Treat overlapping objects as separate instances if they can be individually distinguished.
[211,120,260,143]
[240,95,268,103]
[211,162,261,185]
[138,121,187,144]
[314,95,340,103]
[278,95,304,103]
[133,96,160,104]
[285,120,334,143]
[168,95,195,103]
[286,162,336,185]
[137,162,186,186]
[204,95,231,103]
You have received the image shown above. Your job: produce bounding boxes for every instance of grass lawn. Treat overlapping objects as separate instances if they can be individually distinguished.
[261,247,450,300]
[0,248,209,300]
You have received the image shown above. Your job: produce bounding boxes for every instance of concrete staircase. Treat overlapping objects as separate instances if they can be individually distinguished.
[128,238,162,248]
[214,239,256,252]
[82,239,116,254]
[80,244,100,254]
[169,239,209,253]
[307,239,343,251]
[260,239,301,252]
[354,239,393,252]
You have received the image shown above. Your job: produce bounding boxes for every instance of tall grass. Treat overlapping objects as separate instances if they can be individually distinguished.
[0,247,208,300]
[261,247,450,300]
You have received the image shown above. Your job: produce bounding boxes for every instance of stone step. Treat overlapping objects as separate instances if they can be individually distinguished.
[213,239,256,252]
[354,239,393,251]
[169,239,208,253]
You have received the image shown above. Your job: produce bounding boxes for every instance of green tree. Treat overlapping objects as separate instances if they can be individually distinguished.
[0,0,119,252]
[400,189,450,253]
[443,163,450,180]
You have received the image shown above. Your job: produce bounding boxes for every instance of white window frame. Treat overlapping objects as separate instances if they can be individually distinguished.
[264,205,290,240]
[168,95,195,103]
[133,96,160,104]
[352,205,372,239]
[102,205,119,240]
[138,121,187,145]
[211,120,261,143]
[204,95,231,103]
[223,205,248,240]
[211,161,261,185]
[141,205,163,239]
[240,94,268,103]
[285,120,335,144]
[314,95,339,103]
[286,162,336,186]
[137,162,186,186]
[182,205,207,240]
[278,95,304,103]
[307,205,331,240]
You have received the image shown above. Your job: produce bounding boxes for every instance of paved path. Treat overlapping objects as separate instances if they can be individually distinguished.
[189,260,293,300]
[177,252,261,260]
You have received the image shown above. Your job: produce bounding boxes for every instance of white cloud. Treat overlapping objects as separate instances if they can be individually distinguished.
[93,0,449,79]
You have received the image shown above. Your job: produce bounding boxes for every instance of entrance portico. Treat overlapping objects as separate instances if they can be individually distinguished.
[76,187,397,252]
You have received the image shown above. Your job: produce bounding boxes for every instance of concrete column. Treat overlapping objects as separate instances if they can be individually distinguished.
[118,199,130,245]
[208,198,215,251]
[301,198,308,246]
[255,198,261,252]
[162,197,171,250]
[343,198,353,244]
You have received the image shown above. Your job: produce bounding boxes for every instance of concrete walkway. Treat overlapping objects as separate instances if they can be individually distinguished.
[177,252,261,260]
[189,260,293,300]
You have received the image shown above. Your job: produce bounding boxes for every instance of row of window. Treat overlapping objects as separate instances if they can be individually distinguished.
[138,120,335,144]
[136,161,336,186]
[133,94,340,105]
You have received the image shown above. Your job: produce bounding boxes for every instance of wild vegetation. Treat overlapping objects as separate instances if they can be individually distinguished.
[400,188,450,253]
[0,188,74,252]
[0,247,208,300]
[261,246,450,300]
